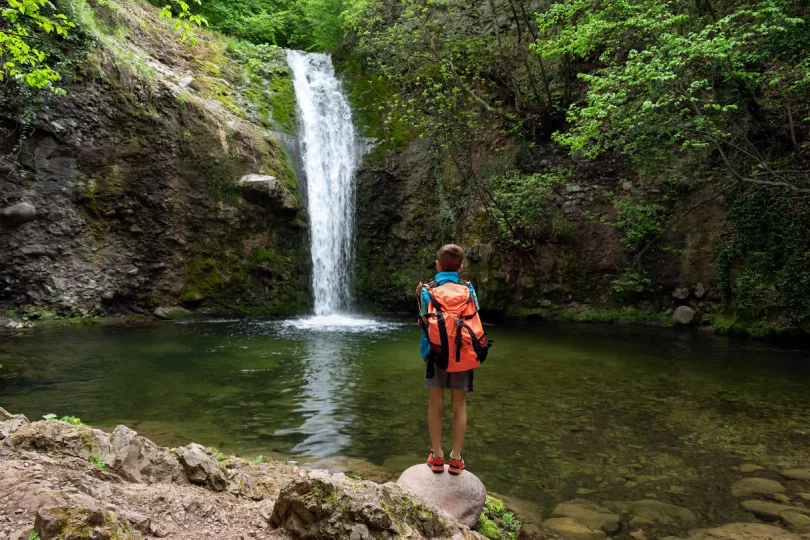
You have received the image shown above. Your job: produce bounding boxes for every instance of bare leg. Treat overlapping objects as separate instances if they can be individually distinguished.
[450,389,467,458]
[428,388,445,457]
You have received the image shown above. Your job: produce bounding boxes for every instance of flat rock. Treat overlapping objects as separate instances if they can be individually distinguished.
[783,470,810,482]
[541,517,606,540]
[677,522,801,539]
[551,501,619,533]
[1,202,36,224]
[732,478,786,498]
[740,464,765,473]
[741,500,810,521]
[781,511,810,533]
[798,493,810,502]
[609,499,697,525]
[397,463,486,528]
[238,174,297,211]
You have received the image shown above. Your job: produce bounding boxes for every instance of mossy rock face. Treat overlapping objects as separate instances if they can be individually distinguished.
[474,495,522,540]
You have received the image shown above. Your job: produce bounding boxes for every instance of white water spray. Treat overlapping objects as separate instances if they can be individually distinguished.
[287,50,359,318]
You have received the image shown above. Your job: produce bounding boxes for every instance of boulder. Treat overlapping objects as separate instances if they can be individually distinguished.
[672,306,697,326]
[675,522,800,539]
[1,202,37,225]
[109,425,184,483]
[731,478,786,498]
[0,413,30,440]
[397,463,486,528]
[9,421,114,462]
[550,501,619,534]
[175,443,228,491]
[271,469,478,539]
[672,287,690,300]
[740,500,810,522]
[608,499,696,525]
[153,306,191,320]
[694,283,706,299]
[541,517,606,540]
[782,469,810,482]
[238,174,297,211]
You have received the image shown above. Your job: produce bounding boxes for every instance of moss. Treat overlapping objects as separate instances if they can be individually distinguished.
[508,306,673,327]
[476,516,501,539]
[474,495,521,540]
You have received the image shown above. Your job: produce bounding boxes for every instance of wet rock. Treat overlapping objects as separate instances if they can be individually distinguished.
[550,501,619,534]
[179,76,201,90]
[798,493,810,502]
[238,174,297,211]
[109,425,184,483]
[608,499,696,525]
[740,500,810,521]
[672,522,801,539]
[672,306,697,326]
[397,463,486,528]
[541,517,605,540]
[101,291,115,302]
[672,287,690,300]
[540,300,553,308]
[782,469,810,482]
[694,283,706,299]
[739,464,765,473]
[271,469,477,539]
[152,306,191,320]
[780,511,810,533]
[731,478,786,498]
[1,202,36,225]
[176,443,228,491]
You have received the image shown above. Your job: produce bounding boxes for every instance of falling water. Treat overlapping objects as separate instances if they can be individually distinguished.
[287,50,359,317]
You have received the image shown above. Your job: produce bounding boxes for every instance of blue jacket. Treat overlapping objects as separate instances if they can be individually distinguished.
[418,271,480,360]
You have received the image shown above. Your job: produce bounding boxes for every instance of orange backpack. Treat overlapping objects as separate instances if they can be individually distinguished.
[420,279,491,372]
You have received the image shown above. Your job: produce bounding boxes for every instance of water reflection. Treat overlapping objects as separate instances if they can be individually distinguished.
[274,332,355,456]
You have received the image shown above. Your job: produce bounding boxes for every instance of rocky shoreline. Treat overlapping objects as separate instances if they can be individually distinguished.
[3,409,810,540]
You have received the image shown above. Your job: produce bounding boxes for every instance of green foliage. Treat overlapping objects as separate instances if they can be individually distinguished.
[475,496,521,540]
[490,169,569,247]
[250,454,271,465]
[715,184,810,324]
[89,455,108,471]
[1,0,76,93]
[158,0,208,45]
[29,532,41,540]
[601,195,665,251]
[43,414,83,424]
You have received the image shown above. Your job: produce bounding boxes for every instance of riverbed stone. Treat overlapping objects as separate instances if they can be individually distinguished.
[551,501,619,534]
[542,517,605,540]
[672,522,801,539]
[672,287,690,300]
[153,306,191,320]
[731,478,786,498]
[672,306,697,326]
[397,463,486,528]
[798,493,810,501]
[740,464,765,473]
[783,469,810,482]
[608,499,696,525]
[781,511,810,533]
[740,500,810,521]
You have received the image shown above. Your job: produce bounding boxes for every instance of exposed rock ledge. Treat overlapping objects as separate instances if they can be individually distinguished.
[0,408,484,540]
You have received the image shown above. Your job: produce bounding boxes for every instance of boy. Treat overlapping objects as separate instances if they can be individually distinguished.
[417,244,486,475]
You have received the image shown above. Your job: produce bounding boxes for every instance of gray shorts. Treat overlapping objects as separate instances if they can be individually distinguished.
[425,365,474,392]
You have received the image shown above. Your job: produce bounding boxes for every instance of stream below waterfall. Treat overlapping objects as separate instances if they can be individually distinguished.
[2,319,810,531]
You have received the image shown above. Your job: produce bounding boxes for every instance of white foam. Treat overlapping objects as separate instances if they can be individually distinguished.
[279,314,403,333]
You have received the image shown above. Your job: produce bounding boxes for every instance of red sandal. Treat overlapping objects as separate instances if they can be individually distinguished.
[426,451,445,473]
[448,455,465,475]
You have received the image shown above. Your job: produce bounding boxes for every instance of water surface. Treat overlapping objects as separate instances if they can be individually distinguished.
[2,320,810,529]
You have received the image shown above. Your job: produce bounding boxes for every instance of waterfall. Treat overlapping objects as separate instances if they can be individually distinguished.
[287,50,359,317]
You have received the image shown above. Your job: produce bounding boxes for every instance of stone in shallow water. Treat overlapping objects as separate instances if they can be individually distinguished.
[608,499,696,525]
[782,469,810,482]
[740,500,810,521]
[397,464,486,528]
[550,501,619,534]
[739,463,765,473]
[780,511,810,533]
[672,522,801,539]
[731,478,786,498]
[541,517,606,540]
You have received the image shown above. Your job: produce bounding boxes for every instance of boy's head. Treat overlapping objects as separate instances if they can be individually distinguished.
[436,244,464,272]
